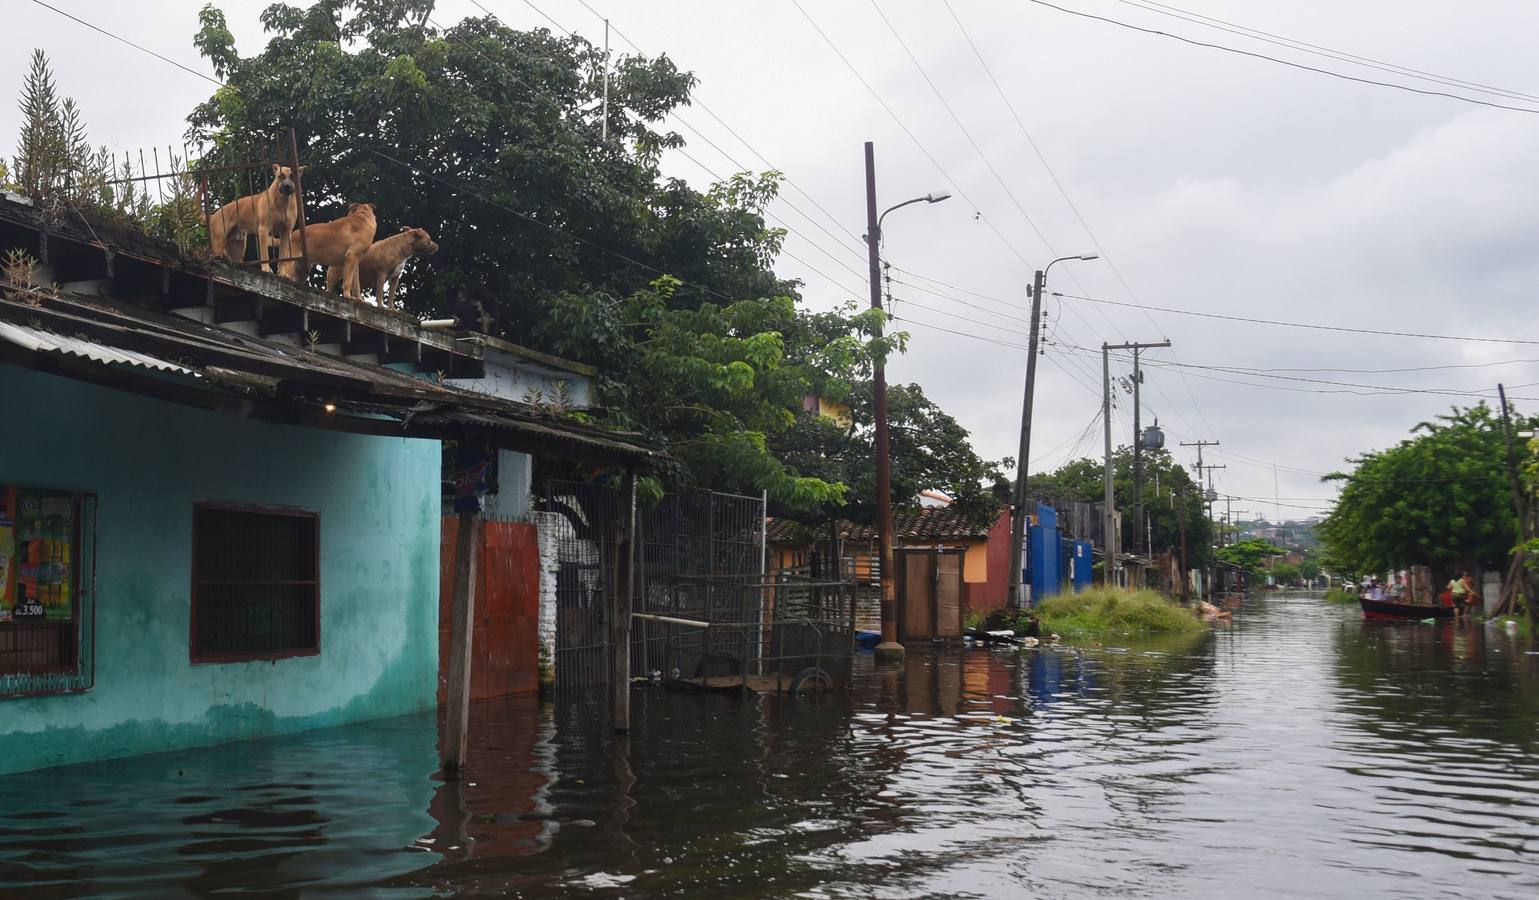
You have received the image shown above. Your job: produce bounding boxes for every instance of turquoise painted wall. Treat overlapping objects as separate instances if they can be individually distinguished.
[0,365,441,775]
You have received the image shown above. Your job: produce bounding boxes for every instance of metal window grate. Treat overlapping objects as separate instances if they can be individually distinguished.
[1,490,96,697]
[191,505,319,662]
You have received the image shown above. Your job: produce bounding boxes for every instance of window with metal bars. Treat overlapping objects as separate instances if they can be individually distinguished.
[191,504,319,663]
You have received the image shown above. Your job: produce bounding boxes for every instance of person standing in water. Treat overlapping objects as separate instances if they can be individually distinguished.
[1448,572,1475,619]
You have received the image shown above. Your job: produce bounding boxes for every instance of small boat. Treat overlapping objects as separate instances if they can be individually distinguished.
[1358,595,1455,620]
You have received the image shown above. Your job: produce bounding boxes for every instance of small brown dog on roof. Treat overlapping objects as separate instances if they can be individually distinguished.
[358,227,438,309]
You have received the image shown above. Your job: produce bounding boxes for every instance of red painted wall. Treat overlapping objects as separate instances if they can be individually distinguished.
[963,511,1012,615]
[439,519,541,703]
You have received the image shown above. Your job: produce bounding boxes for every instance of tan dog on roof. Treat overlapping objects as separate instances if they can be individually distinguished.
[202,163,303,272]
[282,202,377,299]
[358,227,438,308]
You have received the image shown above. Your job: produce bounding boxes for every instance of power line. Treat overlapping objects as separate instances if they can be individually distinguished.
[566,0,869,257]
[1022,0,1539,116]
[1055,291,1539,346]
[865,0,1058,260]
[484,0,879,296]
[27,0,224,87]
[1110,0,1539,105]
[787,0,1043,275]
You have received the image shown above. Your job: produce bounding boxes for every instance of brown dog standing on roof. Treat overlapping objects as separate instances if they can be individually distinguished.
[283,202,377,299]
[202,163,303,272]
[357,227,438,308]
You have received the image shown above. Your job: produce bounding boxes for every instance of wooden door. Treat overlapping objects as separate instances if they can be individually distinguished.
[898,550,934,642]
[935,551,962,639]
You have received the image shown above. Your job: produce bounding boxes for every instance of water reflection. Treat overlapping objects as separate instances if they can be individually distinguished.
[1,594,1536,897]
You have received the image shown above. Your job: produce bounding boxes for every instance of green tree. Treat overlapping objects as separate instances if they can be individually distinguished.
[1269,561,1302,585]
[180,3,991,513]
[1029,447,1214,565]
[1321,405,1528,584]
[1218,537,1286,576]
[772,379,1007,528]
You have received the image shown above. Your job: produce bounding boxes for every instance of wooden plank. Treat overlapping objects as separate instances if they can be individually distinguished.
[442,509,480,779]
[900,551,934,641]
[936,551,962,639]
[611,468,637,733]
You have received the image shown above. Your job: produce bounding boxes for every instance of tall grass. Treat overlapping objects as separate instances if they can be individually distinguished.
[1323,588,1358,605]
[1036,587,1206,638]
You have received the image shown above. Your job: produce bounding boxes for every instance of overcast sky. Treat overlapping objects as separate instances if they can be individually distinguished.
[9,0,1539,523]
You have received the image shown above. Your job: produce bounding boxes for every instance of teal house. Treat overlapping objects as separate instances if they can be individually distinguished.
[0,194,651,776]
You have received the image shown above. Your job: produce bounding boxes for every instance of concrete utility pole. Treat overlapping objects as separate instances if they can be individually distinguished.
[1178,485,1190,601]
[1104,340,1169,588]
[1181,441,1220,600]
[863,141,949,661]
[1008,254,1097,610]
[1101,344,1116,586]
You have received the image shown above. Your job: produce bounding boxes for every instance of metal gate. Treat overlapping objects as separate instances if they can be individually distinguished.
[543,482,769,704]
[544,481,621,700]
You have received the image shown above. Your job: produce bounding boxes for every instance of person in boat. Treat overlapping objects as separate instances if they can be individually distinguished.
[1367,579,1385,601]
[1388,576,1406,601]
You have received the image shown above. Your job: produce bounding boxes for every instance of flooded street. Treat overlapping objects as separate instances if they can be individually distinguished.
[4,593,1538,898]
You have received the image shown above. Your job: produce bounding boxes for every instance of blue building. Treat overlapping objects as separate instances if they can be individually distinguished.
[0,194,652,775]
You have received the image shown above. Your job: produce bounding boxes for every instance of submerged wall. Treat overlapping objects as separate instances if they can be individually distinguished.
[0,366,441,775]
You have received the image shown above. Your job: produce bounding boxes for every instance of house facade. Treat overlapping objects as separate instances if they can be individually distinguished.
[0,194,651,776]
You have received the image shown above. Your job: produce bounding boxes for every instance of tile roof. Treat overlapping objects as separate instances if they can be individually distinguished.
[767,506,994,545]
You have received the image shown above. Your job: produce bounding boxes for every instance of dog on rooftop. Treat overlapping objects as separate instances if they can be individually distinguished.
[280,202,377,300]
[357,227,438,308]
[201,164,303,273]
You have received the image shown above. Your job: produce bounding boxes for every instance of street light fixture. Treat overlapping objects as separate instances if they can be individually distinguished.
[1006,253,1099,611]
[864,141,950,662]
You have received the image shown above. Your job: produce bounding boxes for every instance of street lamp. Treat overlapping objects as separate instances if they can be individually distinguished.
[865,141,950,662]
[1007,253,1098,611]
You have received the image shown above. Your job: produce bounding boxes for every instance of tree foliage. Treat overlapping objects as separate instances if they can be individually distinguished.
[8,50,201,247]
[175,2,995,513]
[1217,537,1286,575]
[1029,447,1214,564]
[772,380,1008,528]
[1320,405,1529,580]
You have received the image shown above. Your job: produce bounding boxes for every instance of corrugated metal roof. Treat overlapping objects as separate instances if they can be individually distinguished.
[0,319,192,375]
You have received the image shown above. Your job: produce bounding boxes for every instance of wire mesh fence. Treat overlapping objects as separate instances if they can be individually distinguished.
[544,481,854,707]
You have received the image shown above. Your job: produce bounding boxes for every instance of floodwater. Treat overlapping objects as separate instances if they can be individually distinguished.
[3,594,1538,898]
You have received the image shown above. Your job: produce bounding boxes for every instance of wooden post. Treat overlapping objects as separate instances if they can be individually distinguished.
[287,128,309,278]
[443,508,480,779]
[611,468,637,733]
[1497,384,1537,627]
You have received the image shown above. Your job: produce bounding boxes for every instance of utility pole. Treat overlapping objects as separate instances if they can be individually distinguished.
[1182,441,1220,601]
[1007,269,1047,610]
[1101,343,1116,586]
[1104,339,1169,588]
[861,144,951,660]
[1008,255,1096,609]
[1178,485,1190,601]
[864,142,898,661]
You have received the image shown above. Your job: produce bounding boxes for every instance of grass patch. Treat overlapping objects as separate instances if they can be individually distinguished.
[1323,588,1358,605]
[1035,587,1206,639]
